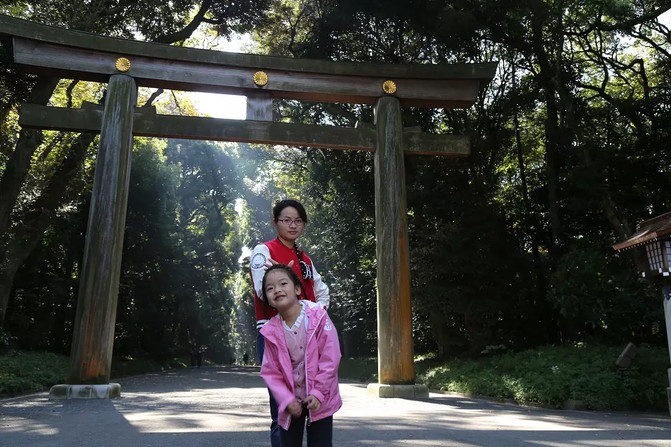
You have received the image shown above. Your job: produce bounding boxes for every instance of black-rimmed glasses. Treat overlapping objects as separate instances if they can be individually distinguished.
[278,218,304,226]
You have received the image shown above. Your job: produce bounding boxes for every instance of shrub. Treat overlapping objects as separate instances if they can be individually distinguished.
[417,344,669,412]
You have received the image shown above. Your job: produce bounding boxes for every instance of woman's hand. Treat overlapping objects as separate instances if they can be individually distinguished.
[287,400,303,418]
[302,395,321,411]
[267,257,294,268]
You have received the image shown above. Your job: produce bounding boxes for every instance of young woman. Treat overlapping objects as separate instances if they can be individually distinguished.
[249,199,330,446]
[260,264,341,447]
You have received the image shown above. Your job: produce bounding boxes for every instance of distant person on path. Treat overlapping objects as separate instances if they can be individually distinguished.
[249,199,330,446]
[259,264,341,447]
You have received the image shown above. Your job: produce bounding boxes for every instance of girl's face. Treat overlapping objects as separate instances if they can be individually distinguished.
[273,206,304,245]
[264,270,301,311]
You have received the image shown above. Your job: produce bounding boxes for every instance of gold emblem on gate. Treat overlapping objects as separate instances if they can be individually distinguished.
[253,71,269,87]
[382,80,397,95]
[115,57,131,72]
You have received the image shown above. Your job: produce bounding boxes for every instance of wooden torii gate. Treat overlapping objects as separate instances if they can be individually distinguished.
[0,15,495,398]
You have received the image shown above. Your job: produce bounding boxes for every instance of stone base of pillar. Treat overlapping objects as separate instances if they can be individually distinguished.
[667,387,671,416]
[49,383,121,400]
[366,383,428,398]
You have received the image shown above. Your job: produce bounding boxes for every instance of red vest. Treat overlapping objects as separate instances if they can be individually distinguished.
[252,238,316,324]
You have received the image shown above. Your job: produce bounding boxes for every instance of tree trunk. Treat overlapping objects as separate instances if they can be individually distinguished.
[0,132,96,324]
[0,221,53,324]
[0,8,211,327]
[0,77,59,239]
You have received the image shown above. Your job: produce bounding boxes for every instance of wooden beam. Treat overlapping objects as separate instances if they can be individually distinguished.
[12,38,484,108]
[0,14,496,82]
[18,104,470,157]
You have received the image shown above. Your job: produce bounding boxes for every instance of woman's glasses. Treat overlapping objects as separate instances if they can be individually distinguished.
[278,218,304,226]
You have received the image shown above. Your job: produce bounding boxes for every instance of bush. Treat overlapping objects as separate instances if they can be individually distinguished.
[417,344,669,412]
[0,352,68,396]
[0,352,187,397]
[0,328,17,354]
[338,357,378,382]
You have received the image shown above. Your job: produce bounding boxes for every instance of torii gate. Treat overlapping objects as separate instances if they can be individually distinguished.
[0,15,495,398]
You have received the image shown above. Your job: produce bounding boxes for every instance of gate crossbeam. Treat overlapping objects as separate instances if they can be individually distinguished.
[1,15,495,109]
[19,103,470,156]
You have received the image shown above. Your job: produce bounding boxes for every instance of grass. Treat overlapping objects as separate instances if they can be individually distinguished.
[2,344,668,413]
[0,351,188,397]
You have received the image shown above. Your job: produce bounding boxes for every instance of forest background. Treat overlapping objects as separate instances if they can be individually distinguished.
[1,0,671,408]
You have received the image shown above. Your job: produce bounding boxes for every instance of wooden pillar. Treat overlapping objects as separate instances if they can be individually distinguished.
[246,91,273,121]
[373,96,415,385]
[663,286,671,415]
[68,74,136,384]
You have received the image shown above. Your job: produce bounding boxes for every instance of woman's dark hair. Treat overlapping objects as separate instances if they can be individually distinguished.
[261,264,304,303]
[272,199,308,223]
[271,199,313,280]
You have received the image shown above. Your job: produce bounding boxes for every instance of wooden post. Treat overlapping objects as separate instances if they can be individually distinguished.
[663,286,671,415]
[372,96,416,387]
[68,74,136,384]
[246,91,273,121]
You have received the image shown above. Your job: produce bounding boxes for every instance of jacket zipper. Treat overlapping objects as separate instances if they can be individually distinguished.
[304,308,325,425]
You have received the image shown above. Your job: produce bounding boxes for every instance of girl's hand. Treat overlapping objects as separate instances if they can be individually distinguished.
[303,395,321,411]
[268,257,294,268]
[287,400,303,418]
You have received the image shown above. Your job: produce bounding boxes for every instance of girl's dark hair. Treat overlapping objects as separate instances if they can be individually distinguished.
[261,264,304,303]
[272,199,308,223]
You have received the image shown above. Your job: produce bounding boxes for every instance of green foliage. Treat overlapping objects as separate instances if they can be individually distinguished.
[0,351,68,396]
[0,351,187,397]
[418,344,669,412]
[3,0,671,382]
[338,357,378,383]
[1,0,270,40]
[548,244,663,344]
[340,346,669,412]
[0,327,17,354]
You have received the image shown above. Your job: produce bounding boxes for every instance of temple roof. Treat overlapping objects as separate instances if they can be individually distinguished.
[613,211,671,251]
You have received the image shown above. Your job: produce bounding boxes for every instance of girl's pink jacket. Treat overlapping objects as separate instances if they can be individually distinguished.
[260,301,342,430]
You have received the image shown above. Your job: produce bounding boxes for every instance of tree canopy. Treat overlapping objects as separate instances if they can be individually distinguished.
[1,0,670,362]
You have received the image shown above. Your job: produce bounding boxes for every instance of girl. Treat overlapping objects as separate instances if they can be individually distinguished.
[260,264,341,447]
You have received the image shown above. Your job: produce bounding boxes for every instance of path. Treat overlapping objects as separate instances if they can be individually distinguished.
[1,366,669,446]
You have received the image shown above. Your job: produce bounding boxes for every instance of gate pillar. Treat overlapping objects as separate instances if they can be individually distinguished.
[51,74,136,398]
[368,96,428,398]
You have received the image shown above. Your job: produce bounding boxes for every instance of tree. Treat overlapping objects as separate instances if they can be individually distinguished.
[0,0,270,324]
[249,0,670,353]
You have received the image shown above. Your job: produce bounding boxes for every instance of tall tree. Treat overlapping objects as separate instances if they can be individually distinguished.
[249,0,671,353]
[0,0,270,324]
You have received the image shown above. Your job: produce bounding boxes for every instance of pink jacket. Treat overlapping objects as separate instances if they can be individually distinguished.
[260,301,342,430]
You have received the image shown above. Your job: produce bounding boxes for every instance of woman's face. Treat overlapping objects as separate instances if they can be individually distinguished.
[273,206,305,245]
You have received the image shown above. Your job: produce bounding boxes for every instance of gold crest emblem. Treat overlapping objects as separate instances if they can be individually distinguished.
[253,71,269,87]
[115,57,131,72]
[382,80,397,95]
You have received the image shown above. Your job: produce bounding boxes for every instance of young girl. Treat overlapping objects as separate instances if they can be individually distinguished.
[250,199,330,446]
[260,264,341,447]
